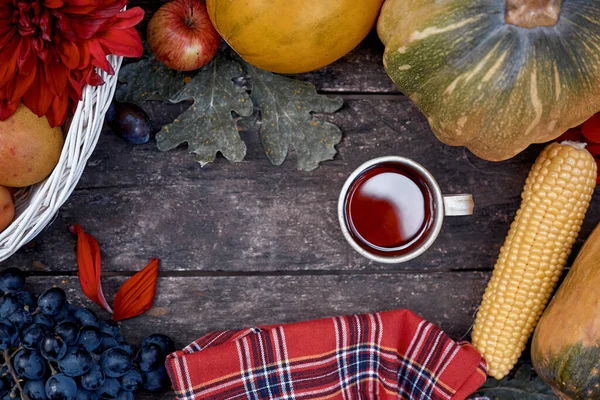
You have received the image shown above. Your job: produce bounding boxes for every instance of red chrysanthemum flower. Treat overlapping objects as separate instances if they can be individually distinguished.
[0,0,144,127]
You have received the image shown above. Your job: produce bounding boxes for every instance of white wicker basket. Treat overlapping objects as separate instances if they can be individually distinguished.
[0,54,123,262]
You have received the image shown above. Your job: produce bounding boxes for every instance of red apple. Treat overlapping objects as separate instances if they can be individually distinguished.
[147,0,220,71]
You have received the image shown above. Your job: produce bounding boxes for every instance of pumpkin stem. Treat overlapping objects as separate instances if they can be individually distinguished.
[505,0,562,28]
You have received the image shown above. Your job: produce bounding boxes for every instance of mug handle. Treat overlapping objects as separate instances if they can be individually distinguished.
[443,194,474,216]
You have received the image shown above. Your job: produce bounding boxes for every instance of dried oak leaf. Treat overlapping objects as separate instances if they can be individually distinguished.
[115,58,187,106]
[156,53,253,166]
[476,363,557,399]
[241,61,344,171]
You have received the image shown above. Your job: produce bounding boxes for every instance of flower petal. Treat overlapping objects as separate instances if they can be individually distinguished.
[102,7,145,30]
[0,25,16,52]
[60,0,100,14]
[112,258,159,321]
[68,17,105,39]
[77,42,91,69]
[0,35,21,87]
[43,0,65,8]
[47,90,70,127]
[87,0,128,18]
[58,39,80,68]
[87,70,105,86]
[45,56,68,95]
[97,28,143,58]
[68,71,84,100]
[17,37,32,68]
[87,39,113,73]
[38,9,53,41]
[8,55,36,102]
[71,225,113,313]
[23,64,54,119]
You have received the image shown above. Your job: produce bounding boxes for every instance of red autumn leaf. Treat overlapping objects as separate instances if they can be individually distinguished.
[112,258,159,321]
[583,114,600,144]
[70,224,113,313]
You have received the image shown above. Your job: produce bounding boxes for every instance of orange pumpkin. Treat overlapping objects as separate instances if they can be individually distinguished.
[206,0,384,74]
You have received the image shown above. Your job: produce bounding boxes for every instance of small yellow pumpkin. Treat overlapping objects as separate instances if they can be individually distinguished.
[206,0,384,74]
[378,0,600,161]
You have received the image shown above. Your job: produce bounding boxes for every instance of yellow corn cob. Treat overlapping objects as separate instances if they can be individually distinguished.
[472,141,597,380]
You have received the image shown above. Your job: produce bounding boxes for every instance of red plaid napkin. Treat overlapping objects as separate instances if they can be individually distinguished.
[165,309,488,400]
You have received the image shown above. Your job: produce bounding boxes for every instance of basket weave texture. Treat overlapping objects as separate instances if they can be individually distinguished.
[0,54,123,262]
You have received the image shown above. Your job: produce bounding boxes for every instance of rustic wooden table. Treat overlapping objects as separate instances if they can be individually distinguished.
[1,4,598,398]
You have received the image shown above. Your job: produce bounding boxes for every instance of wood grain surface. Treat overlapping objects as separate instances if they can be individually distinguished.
[0,13,595,398]
[5,97,598,273]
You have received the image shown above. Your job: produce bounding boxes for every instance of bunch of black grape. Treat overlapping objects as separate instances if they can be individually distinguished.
[0,268,173,400]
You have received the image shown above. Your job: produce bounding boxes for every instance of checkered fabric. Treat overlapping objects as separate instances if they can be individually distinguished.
[165,309,488,400]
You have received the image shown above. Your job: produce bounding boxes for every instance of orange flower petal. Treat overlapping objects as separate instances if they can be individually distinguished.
[7,55,36,103]
[0,35,21,86]
[43,0,64,9]
[112,259,159,321]
[47,91,70,127]
[58,40,80,69]
[23,62,53,116]
[71,224,113,313]
[97,28,143,58]
[106,8,145,30]
[87,39,113,73]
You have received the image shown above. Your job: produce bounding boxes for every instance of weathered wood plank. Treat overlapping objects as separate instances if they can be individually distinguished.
[23,273,488,349]
[131,0,396,93]
[4,98,599,272]
[2,272,487,398]
[288,32,396,94]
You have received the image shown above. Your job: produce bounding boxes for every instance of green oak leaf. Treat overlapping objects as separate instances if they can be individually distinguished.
[241,61,344,171]
[116,58,187,106]
[156,54,253,166]
[476,364,557,400]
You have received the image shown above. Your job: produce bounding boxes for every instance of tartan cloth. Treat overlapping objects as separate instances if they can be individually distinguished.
[165,309,488,400]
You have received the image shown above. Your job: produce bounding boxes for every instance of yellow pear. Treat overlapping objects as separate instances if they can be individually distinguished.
[0,104,64,187]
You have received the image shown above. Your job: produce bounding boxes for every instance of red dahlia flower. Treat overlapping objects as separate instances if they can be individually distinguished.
[0,0,144,127]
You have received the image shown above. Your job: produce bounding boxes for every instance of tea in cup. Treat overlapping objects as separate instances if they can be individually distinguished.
[338,156,473,263]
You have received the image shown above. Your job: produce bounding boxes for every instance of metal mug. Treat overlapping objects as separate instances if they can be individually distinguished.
[337,156,474,264]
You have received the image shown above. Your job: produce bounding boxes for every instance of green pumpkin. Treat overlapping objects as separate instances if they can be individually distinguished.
[377,0,600,161]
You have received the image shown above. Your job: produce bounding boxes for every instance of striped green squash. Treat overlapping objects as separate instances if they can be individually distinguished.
[377,0,600,161]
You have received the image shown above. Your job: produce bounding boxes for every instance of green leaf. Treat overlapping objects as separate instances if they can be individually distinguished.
[476,364,558,400]
[114,49,344,169]
[116,58,187,106]
[156,54,253,166]
[241,61,344,171]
